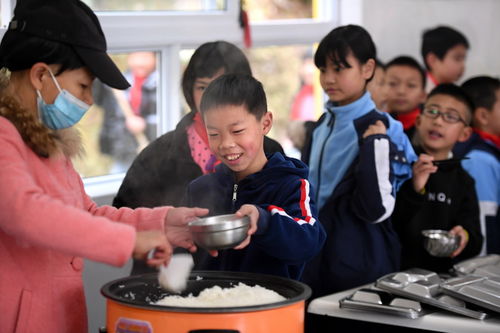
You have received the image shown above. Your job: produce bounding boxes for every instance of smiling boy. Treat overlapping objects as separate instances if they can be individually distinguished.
[392,84,482,272]
[186,74,326,280]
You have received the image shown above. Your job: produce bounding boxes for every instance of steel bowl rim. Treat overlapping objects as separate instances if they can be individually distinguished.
[422,229,460,257]
[189,214,250,233]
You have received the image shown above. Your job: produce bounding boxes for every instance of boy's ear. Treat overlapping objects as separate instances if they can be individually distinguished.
[474,107,490,128]
[415,114,423,128]
[362,58,376,80]
[426,53,438,70]
[261,111,273,135]
[457,125,473,143]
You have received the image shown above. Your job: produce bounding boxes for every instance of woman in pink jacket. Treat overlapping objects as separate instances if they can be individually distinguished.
[0,1,208,332]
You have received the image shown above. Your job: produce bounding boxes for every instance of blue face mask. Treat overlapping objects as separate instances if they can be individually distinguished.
[37,69,91,130]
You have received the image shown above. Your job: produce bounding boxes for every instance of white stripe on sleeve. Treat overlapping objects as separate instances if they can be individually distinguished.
[373,138,395,223]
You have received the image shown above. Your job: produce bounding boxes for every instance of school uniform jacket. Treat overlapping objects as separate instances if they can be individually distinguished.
[392,151,483,273]
[301,92,416,298]
[186,152,326,280]
[456,132,500,254]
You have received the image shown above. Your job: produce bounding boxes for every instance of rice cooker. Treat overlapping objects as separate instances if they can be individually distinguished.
[101,271,311,333]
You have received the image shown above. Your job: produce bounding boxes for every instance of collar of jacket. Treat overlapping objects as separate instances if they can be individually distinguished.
[0,95,82,158]
[324,91,376,124]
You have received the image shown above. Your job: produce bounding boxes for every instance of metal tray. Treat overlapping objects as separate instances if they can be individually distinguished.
[375,268,488,320]
[441,275,500,314]
[339,287,426,319]
[454,255,500,277]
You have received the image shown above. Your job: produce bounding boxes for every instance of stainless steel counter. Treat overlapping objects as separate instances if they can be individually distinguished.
[307,284,500,333]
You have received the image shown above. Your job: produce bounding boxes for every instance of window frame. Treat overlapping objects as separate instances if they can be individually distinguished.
[0,0,339,199]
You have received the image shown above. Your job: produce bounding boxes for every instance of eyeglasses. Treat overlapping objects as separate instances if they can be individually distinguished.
[422,107,468,124]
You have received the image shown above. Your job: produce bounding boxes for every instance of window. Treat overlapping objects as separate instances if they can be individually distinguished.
[87,0,337,197]
[246,0,314,21]
[0,0,338,197]
[246,44,321,158]
[82,0,226,11]
[74,52,159,178]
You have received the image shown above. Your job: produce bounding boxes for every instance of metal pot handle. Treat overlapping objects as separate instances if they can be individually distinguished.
[189,330,240,333]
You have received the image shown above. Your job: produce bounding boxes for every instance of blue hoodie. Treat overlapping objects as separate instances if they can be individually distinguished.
[186,152,326,280]
[455,132,500,255]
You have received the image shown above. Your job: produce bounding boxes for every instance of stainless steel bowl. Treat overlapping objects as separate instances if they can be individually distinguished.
[422,229,460,257]
[188,214,250,250]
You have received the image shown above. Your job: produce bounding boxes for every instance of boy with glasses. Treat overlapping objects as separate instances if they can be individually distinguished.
[392,84,482,273]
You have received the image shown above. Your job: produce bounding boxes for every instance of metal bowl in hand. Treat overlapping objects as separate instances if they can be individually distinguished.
[422,229,460,257]
[189,214,250,250]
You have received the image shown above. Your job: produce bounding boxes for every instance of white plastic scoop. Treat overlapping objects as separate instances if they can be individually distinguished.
[158,253,194,293]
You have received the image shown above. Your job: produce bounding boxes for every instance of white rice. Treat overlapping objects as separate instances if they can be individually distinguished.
[153,282,286,307]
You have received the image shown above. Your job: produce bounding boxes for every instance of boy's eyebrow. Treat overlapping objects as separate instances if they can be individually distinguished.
[206,120,243,129]
[425,103,461,113]
[425,103,442,109]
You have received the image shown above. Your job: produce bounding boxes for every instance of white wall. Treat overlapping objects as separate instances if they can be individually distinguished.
[342,0,500,81]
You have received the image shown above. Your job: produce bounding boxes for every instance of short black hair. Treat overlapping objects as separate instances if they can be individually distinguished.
[314,24,376,81]
[0,30,84,76]
[200,74,267,120]
[421,26,469,70]
[182,41,252,112]
[386,55,426,88]
[427,83,474,124]
[461,76,500,111]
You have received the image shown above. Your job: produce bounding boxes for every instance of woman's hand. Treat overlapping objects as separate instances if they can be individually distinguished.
[164,207,209,252]
[134,230,171,267]
[449,225,469,258]
[412,154,438,194]
[233,204,259,250]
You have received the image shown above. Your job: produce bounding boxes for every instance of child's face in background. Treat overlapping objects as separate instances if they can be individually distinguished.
[204,105,272,181]
[367,66,387,111]
[478,88,500,137]
[488,89,500,136]
[430,44,467,84]
[192,68,225,113]
[416,94,471,159]
[386,65,426,114]
[319,53,374,106]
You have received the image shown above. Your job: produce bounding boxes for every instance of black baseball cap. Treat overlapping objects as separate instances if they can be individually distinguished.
[2,0,129,89]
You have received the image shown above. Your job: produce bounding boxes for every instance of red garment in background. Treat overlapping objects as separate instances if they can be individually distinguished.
[129,75,145,116]
[475,128,500,148]
[290,84,314,121]
[396,108,420,130]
